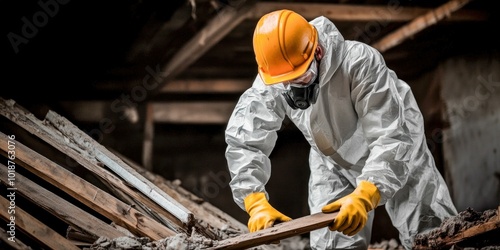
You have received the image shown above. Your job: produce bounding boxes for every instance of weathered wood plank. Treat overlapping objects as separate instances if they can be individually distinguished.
[42,100,238,124]
[252,2,488,22]
[45,110,194,226]
[209,212,338,250]
[0,163,125,240]
[142,102,154,170]
[66,226,98,244]
[158,0,257,91]
[0,98,186,233]
[0,131,175,240]
[160,79,252,93]
[115,149,247,238]
[0,228,32,250]
[0,196,80,250]
[152,102,236,124]
[372,0,473,52]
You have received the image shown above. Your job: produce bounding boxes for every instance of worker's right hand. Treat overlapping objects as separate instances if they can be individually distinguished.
[321,181,380,236]
[244,192,292,232]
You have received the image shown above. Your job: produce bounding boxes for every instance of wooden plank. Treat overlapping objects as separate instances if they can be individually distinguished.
[160,79,252,93]
[0,228,32,250]
[209,212,338,250]
[0,196,80,250]
[157,0,257,92]
[0,163,125,240]
[0,98,186,233]
[142,102,154,171]
[252,2,488,22]
[372,0,473,52]
[92,170,161,222]
[57,100,236,124]
[152,102,236,124]
[94,78,253,94]
[66,226,98,244]
[0,131,175,240]
[115,149,248,238]
[45,110,194,226]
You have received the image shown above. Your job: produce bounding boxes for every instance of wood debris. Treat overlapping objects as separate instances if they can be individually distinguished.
[0,98,247,249]
[3,95,498,250]
[413,206,500,249]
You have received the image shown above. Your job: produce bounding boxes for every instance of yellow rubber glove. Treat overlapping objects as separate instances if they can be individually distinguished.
[244,192,292,232]
[321,181,381,236]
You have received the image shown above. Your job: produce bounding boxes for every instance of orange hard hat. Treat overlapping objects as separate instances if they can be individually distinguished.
[253,9,318,85]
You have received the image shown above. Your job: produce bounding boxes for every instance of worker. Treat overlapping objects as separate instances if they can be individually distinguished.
[224,9,457,250]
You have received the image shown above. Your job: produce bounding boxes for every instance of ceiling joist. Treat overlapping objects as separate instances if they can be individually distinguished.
[161,79,252,93]
[372,0,475,52]
[152,1,488,99]
[157,0,258,94]
[252,2,487,22]
[58,101,236,124]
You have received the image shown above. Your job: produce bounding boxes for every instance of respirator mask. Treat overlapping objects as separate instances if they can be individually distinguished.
[282,58,320,110]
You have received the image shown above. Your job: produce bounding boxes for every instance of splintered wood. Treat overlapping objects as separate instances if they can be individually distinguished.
[0,132,175,240]
[0,98,247,249]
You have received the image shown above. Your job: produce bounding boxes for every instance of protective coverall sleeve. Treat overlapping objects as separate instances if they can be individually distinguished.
[348,43,415,205]
[225,79,287,210]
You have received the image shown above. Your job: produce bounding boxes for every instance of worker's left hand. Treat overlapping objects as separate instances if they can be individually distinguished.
[321,181,381,236]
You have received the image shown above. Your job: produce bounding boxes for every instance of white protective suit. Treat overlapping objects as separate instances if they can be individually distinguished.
[225,16,457,250]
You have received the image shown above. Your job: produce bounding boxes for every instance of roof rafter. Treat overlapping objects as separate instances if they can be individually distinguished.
[252,2,486,21]
[372,0,476,52]
[150,1,487,99]
[155,0,257,96]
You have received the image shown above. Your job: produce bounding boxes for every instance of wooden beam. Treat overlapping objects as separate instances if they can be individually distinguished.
[252,2,488,22]
[372,0,474,52]
[0,98,187,233]
[53,100,238,124]
[126,4,192,62]
[115,149,249,235]
[209,212,338,250]
[157,0,257,92]
[93,78,253,93]
[0,228,32,250]
[45,110,194,226]
[161,79,252,93]
[0,163,126,240]
[153,101,236,124]
[66,226,100,245]
[0,196,80,250]
[142,102,154,171]
[0,132,175,240]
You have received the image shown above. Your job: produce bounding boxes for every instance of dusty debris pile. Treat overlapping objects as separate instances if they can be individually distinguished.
[86,233,216,250]
[86,223,240,250]
[369,239,405,250]
[413,207,500,249]
[86,232,312,250]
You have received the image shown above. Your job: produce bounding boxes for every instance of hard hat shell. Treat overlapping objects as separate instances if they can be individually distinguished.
[253,9,318,85]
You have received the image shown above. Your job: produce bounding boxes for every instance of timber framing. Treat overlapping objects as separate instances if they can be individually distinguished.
[0,98,248,248]
[0,164,126,241]
[0,196,81,250]
[150,1,486,97]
